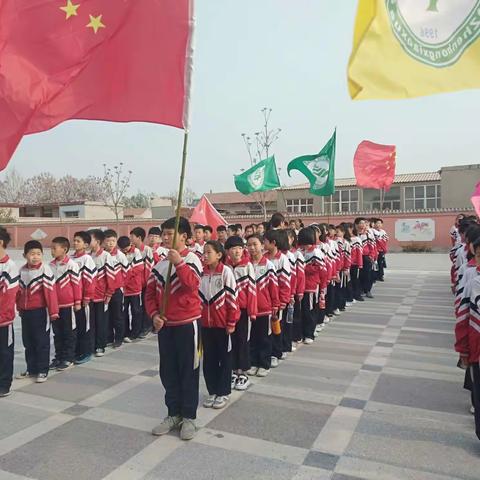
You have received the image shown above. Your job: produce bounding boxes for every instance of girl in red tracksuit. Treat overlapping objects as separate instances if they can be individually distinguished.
[200,241,239,410]
[349,223,364,302]
[355,217,377,298]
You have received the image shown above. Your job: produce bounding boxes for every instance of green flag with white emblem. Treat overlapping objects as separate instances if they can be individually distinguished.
[287,130,336,196]
[234,156,281,195]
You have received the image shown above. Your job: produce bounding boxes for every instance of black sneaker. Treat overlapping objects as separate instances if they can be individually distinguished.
[0,387,11,397]
[113,341,122,349]
[355,296,365,302]
[49,358,61,370]
[74,353,92,365]
[57,361,74,371]
[95,348,105,357]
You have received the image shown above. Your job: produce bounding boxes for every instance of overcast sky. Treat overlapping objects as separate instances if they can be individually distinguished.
[4,0,480,197]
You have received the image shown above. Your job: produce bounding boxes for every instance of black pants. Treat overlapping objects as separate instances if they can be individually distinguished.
[336,278,347,310]
[124,295,142,339]
[107,289,124,344]
[75,305,93,357]
[326,283,336,315]
[0,324,14,391]
[351,266,362,299]
[282,306,293,353]
[250,315,272,369]
[346,279,354,303]
[360,256,373,294]
[292,300,303,342]
[302,293,316,340]
[377,252,386,280]
[232,310,251,371]
[141,288,152,333]
[52,307,77,362]
[202,327,232,396]
[272,309,284,360]
[91,301,106,350]
[158,321,200,420]
[470,364,480,440]
[21,308,50,375]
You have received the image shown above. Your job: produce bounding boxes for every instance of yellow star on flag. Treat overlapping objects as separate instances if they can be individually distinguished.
[86,14,105,34]
[60,0,80,20]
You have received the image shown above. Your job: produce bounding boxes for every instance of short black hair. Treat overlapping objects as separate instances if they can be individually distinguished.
[297,227,316,246]
[104,229,117,239]
[235,223,243,230]
[24,240,43,255]
[376,218,383,223]
[148,226,162,236]
[204,225,213,234]
[270,212,285,229]
[194,224,205,232]
[466,224,480,245]
[286,228,297,248]
[162,216,192,238]
[246,234,263,243]
[217,225,227,233]
[264,229,289,251]
[473,237,480,252]
[74,231,91,245]
[89,229,106,243]
[459,219,475,235]
[225,235,244,250]
[205,240,225,261]
[52,236,70,251]
[130,227,146,240]
[0,228,11,249]
[245,224,255,232]
[117,236,131,249]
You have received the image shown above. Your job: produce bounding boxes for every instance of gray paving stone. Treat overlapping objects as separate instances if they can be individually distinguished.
[303,450,339,470]
[339,398,367,410]
[332,474,365,480]
[138,369,159,377]
[361,365,382,372]
[61,405,91,416]
[0,402,53,440]
[397,331,454,350]
[207,392,335,448]
[376,342,394,348]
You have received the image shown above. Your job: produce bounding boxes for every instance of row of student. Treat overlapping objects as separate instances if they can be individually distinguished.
[451,214,480,441]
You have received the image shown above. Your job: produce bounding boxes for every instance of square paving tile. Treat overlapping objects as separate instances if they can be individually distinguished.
[61,405,91,416]
[303,450,339,470]
[332,474,365,480]
[139,369,159,377]
[339,398,367,410]
[143,442,298,480]
[0,402,53,440]
[0,418,155,480]
[207,392,334,448]
[361,364,382,372]
[376,342,394,348]
[397,331,454,350]
[16,368,131,403]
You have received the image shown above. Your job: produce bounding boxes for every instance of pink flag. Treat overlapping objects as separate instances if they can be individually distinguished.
[471,181,480,218]
[190,195,227,239]
[354,141,396,191]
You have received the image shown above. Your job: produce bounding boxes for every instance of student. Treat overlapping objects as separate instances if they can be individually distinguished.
[374,218,388,282]
[145,216,203,441]
[104,229,128,348]
[247,234,279,377]
[450,214,465,247]
[336,224,350,310]
[17,241,59,383]
[191,225,206,259]
[0,229,19,397]
[316,224,333,329]
[227,225,237,237]
[118,236,144,342]
[244,225,255,238]
[204,225,213,242]
[269,212,285,230]
[256,223,266,237]
[342,223,354,306]
[235,224,244,238]
[350,223,364,302]
[225,236,257,389]
[263,229,291,366]
[89,230,116,357]
[50,237,82,371]
[326,224,340,317]
[289,229,305,346]
[354,217,375,299]
[217,225,228,246]
[200,241,239,409]
[148,226,162,249]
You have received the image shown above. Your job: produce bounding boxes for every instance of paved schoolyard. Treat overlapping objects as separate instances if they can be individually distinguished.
[1,253,479,480]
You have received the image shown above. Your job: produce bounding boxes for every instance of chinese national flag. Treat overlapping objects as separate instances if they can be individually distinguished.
[0,0,193,170]
[190,195,227,240]
[353,141,396,191]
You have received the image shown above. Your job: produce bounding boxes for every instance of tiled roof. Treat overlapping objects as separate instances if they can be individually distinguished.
[206,191,277,205]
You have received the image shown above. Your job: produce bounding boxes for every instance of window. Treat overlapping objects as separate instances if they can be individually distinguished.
[64,211,79,218]
[363,187,401,211]
[286,198,314,214]
[404,184,441,210]
[324,189,359,213]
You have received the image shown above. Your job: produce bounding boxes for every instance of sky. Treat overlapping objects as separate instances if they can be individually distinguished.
[3,0,480,197]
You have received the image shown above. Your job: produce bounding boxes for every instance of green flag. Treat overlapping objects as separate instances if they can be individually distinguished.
[287,130,336,196]
[234,156,281,195]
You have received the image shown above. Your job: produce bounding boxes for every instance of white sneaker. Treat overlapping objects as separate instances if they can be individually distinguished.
[35,373,48,383]
[471,405,475,415]
[247,367,259,376]
[352,299,357,304]
[333,309,341,316]
[315,324,322,333]
[213,396,229,409]
[324,317,330,324]
[256,368,270,377]
[281,352,288,360]
[291,344,297,352]
[203,395,216,408]
[346,302,353,307]
[235,374,250,391]
[314,331,319,338]
[123,337,133,343]
[304,338,314,345]
[231,373,238,390]
[270,357,279,368]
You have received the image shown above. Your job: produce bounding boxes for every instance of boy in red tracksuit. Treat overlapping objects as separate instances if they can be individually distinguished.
[71,231,97,364]
[145,217,203,441]
[247,234,279,377]
[89,230,116,357]
[0,228,19,397]
[17,241,59,383]
[374,218,388,282]
[225,235,257,391]
[200,241,239,410]
[118,236,144,342]
[50,237,82,371]
[355,217,375,298]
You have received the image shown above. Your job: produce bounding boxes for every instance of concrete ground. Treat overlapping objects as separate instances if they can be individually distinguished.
[1,253,479,480]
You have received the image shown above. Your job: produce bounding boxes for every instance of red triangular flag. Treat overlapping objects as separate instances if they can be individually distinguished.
[190,196,227,239]
[0,0,193,170]
[354,141,396,191]
[471,181,480,218]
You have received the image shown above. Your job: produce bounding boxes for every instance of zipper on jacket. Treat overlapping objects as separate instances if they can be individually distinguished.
[208,274,212,327]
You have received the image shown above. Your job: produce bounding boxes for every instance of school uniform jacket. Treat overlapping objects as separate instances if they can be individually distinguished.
[0,255,19,328]
[199,263,239,329]
[328,239,340,279]
[109,248,129,290]
[50,257,82,309]
[191,241,206,260]
[17,263,59,318]
[90,249,116,303]
[350,235,363,268]
[300,246,328,293]
[318,242,334,282]
[139,244,154,288]
[145,248,202,326]
[70,252,96,304]
[341,239,352,271]
[375,229,389,253]
[460,271,480,363]
[266,251,291,309]
[359,230,377,260]
[292,248,305,299]
[153,244,169,265]
[251,256,279,317]
[226,256,257,319]
[123,246,145,297]
[450,226,460,246]
[284,250,297,303]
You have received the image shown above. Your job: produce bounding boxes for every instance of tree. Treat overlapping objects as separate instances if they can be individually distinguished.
[123,192,153,208]
[102,163,132,222]
[0,168,27,203]
[56,175,105,203]
[0,208,16,223]
[168,187,197,208]
[24,173,59,203]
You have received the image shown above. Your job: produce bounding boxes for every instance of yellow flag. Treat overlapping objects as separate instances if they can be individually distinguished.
[348,0,480,99]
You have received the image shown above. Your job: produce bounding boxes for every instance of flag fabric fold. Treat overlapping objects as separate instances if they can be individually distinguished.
[472,181,480,218]
[0,0,194,170]
[348,0,480,100]
[353,141,396,191]
[190,195,227,238]
[234,156,281,195]
[287,130,336,196]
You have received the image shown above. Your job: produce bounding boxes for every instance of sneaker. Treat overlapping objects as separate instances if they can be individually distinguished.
[106,342,114,348]
[36,373,48,383]
[291,344,297,352]
[16,371,34,380]
[95,348,105,357]
[0,388,11,397]
[203,394,216,408]
[346,302,353,307]
[355,296,365,302]
[57,361,74,371]
[471,405,475,415]
[180,418,197,441]
[138,330,149,339]
[378,278,385,282]
[315,324,323,333]
[256,368,270,377]
[123,337,133,344]
[113,341,122,348]
[270,357,279,368]
[231,373,238,389]
[213,395,229,409]
[235,374,250,391]
[49,358,61,370]
[339,308,346,312]
[304,338,314,345]
[152,415,182,436]
[333,309,341,316]
[324,317,330,324]
[314,330,319,338]
[281,352,288,360]
[247,366,259,376]
[366,292,374,299]
[352,299,357,304]
[74,353,92,365]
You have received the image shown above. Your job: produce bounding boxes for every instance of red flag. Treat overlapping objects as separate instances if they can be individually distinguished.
[190,195,227,239]
[472,181,480,218]
[353,141,396,191]
[0,0,193,170]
